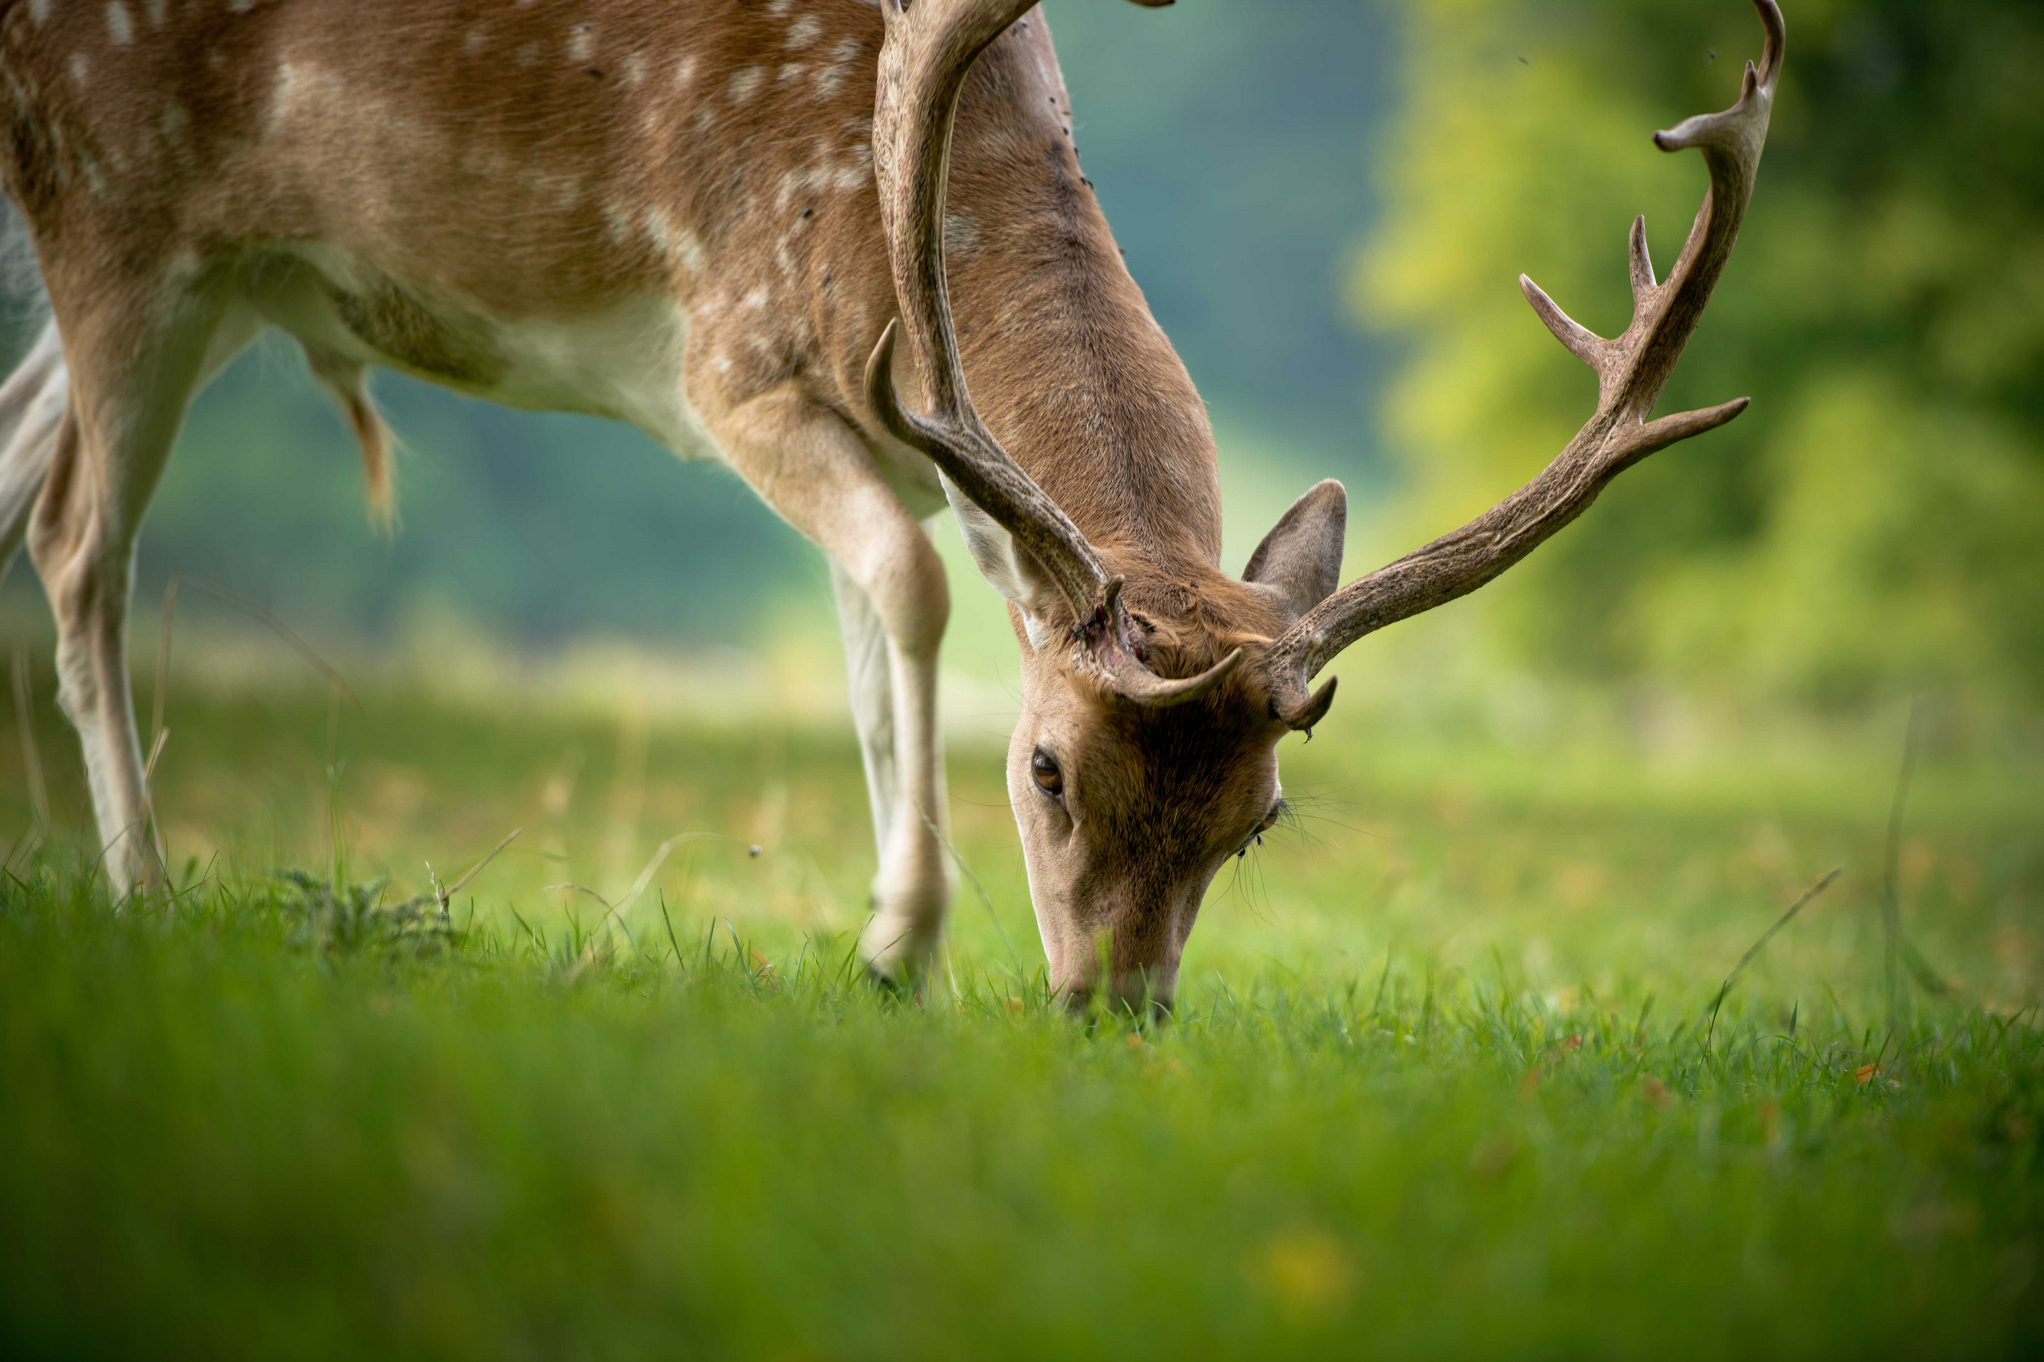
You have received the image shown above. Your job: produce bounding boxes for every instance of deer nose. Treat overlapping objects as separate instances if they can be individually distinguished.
[1057,971,1176,1023]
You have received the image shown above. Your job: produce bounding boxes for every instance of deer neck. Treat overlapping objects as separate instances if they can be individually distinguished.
[906,24,1224,587]
[943,213,1223,588]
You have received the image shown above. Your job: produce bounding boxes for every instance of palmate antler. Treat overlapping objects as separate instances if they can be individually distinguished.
[863,0,1240,709]
[1262,0,1787,731]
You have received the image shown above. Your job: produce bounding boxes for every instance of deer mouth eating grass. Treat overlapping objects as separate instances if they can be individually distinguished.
[0,0,1781,1016]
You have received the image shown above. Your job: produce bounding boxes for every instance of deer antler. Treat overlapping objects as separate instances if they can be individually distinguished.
[1263,0,1785,730]
[865,0,1238,710]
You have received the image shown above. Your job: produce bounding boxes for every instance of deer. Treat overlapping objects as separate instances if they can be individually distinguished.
[0,0,1781,1013]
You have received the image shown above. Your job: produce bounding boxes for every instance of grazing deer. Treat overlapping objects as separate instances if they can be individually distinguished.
[0,0,1780,1010]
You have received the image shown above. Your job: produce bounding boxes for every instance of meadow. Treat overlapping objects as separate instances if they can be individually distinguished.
[2,632,2039,1359]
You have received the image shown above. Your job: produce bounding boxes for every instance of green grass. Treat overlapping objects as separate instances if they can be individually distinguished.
[2,657,2042,1357]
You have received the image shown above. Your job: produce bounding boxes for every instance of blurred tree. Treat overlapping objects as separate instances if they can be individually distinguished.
[1043,0,1396,468]
[1357,0,2044,704]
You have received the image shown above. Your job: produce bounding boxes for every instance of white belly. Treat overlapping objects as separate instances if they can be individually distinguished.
[238,244,720,461]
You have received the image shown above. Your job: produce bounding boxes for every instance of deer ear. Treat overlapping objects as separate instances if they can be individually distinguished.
[1244,480,1347,624]
[941,475,1062,651]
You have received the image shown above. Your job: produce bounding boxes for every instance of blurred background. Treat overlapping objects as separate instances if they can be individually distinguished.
[6,0,2038,715]
[0,0,2037,1002]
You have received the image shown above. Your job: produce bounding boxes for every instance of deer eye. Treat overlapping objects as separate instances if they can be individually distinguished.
[1030,748,1064,798]
[1236,800,1286,858]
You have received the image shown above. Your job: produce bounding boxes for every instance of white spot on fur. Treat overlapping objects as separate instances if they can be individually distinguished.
[766,0,793,15]
[525,170,582,211]
[943,212,980,259]
[638,211,705,274]
[674,53,699,90]
[673,226,705,273]
[621,53,647,86]
[78,150,108,198]
[781,156,844,209]
[777,63,805,84]
[267,61,296,136]
[106,2,134,46]
[68,53,89,89]
[786,16,822,49]
[743,287,770,311]
[602,202,634,245]
[27,0,50,26]
[568,24,597,65]
[728,66,762,103]
[143,0,167,28]
[160,102,188,146]
[642,207,677,258]
[813,39,860,100]
[230,0,257,12]
[464,31,488,56]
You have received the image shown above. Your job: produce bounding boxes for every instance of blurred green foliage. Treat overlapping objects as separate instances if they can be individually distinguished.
[142,351,821,647]
[1359,0,2044,705]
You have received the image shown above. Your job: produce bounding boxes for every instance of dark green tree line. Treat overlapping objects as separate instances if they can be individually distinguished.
[1359,0,2044,703]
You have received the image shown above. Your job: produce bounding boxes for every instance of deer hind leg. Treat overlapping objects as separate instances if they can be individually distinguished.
[708,384,954,979]
[0,321,69,586]
[24,284,236,893]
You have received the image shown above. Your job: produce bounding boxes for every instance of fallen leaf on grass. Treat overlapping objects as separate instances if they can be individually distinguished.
[1855,1064,1882,1086]
[1254,1225,1357,1321]
[1642,1076,1675,1108]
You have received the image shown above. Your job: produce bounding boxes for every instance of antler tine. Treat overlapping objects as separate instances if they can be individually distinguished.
[869,0,1239,709]
[1518,272,1607,372]
[1627,215,1657,300]
[1262,0,1784,728]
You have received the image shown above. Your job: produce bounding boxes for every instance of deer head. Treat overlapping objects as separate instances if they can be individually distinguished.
[867,0,1783,1013]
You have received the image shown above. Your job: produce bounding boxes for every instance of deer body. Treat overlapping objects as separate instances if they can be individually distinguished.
[0,0,1783,1012]
[0,1,1149,481]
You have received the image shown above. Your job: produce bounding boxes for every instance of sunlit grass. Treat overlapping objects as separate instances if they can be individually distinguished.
[2,858,2039,1359]
[2,647,2040,1356]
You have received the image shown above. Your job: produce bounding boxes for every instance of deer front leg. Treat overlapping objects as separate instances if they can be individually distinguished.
[829,557,901,866]
[709,385,954,980]
[24,288,234,893]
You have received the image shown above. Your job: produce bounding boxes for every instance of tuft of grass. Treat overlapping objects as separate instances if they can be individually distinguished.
[1,861,2040,1360]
